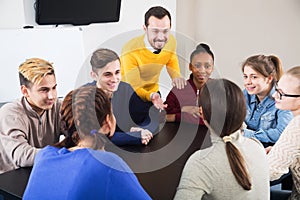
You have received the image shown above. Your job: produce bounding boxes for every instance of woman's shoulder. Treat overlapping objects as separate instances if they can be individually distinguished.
[237,134,267,158]
[88,150,133,173]
[38,145,58,154]
[242,136,265,150]
[35,145,60,161]
[294,115,300,121]
[286,115,300,129]
[187,144,220,164]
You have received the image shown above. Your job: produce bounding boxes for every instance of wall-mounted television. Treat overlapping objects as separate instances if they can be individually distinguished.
[35,0,121,25]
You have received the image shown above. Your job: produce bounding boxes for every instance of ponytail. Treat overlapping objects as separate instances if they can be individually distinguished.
[224,137,251,190]
[269,55,283,82]
[200,79,251,191]
[242,54,283,85]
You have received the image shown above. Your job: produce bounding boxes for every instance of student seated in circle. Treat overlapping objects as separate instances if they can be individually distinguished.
[241,54,292,147]
[267,66,300,200]
[164,43,214,125]
[174,79,269,200]
[85,48,155,146]
[23,86,151,200]
[0,58,62,174]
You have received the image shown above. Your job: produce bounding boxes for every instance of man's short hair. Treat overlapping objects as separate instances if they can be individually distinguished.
[90,48,119,72]
[18,58,55,88]
[144,6,171,27]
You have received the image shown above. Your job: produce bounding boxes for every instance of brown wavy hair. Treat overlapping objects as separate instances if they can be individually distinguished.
[242,54,283,86]
[54,86,112,150]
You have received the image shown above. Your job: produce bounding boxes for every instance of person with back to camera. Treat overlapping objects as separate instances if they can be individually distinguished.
[164,43,214,125]
[174,79,269,200]
[242,55,293,147]
[23,86,151,200]
[85,48,155,145]
[267,66,300,200]
[120,5,186,112]
[0,58,61,174]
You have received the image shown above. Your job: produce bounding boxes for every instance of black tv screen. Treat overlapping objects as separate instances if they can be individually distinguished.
[35,0,121,25]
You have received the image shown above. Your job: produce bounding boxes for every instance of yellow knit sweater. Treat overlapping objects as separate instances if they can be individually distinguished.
[120,34,180,101]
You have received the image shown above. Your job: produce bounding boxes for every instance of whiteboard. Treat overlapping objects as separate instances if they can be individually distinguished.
[0,27,85,102]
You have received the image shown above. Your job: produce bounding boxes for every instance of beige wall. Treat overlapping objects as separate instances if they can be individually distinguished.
[176,0,300,87]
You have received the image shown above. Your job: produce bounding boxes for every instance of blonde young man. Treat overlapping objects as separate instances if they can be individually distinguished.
[0,58,61,174]
[121,6,186,110]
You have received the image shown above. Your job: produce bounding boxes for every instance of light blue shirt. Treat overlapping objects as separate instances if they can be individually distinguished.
[243,88,293,144]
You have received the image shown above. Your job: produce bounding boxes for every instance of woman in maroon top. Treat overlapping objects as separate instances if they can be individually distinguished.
[164,43,214,124]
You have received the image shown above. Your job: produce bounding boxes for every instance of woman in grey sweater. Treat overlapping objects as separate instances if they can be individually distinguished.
[174,79,269,200]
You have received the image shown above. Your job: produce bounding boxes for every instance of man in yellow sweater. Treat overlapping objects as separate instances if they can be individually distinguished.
[121,6,186,111]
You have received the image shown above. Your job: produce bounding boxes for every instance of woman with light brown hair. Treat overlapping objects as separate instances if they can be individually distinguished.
[175,79,269,200]
[242,55,293,147]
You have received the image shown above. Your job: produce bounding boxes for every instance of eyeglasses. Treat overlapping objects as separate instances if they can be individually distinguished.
[274,82,300,100]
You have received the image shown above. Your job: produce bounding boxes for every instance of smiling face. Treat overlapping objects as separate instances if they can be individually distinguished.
[22,74,57,115]
[144,16,171,50]
[189,52,214,87]
[243,65,273,101]
[91,59,121,95]
[272,74,300,115]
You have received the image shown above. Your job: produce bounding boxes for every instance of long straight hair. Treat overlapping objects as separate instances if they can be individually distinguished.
[199,79,251,190]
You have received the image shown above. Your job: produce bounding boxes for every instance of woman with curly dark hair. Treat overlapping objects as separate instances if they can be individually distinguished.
[23,86,151,200]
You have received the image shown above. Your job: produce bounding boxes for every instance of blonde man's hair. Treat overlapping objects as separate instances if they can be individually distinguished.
[18,58,55,87]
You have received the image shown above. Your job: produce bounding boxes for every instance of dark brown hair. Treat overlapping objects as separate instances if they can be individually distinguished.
[144,6,171,27]
[90,48,119,73]
[242,55,283,86]
[54,86,112,149]
[199,79,251,190]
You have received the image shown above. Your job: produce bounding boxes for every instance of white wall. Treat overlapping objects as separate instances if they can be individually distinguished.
[3,1,297,101]
[176,0,197,77]
[177,0,300,88]
[0,28,85,102]
[0,0,177,102]
[0,1,25,28]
